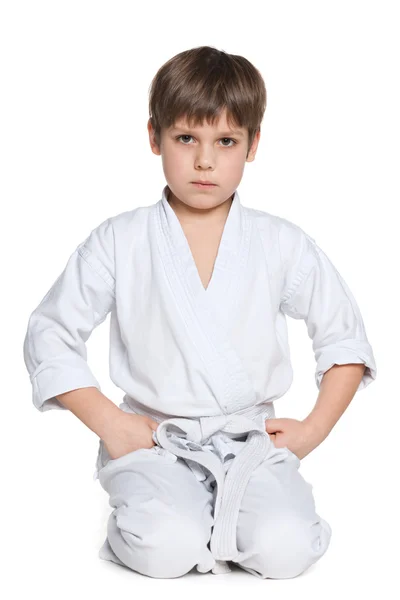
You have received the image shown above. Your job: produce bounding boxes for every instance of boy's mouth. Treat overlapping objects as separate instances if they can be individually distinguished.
[192,181,217,188]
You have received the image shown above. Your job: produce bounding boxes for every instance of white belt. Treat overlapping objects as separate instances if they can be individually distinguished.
[153,411,290,568]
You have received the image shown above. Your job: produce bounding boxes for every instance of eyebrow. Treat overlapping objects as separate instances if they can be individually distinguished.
[170,127,245,138]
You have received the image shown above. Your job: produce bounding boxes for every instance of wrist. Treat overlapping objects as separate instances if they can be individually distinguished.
[302,415,331,443]
[97,405,127,442]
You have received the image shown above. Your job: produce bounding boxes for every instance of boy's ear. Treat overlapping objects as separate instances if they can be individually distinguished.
[246,129,261,163]
[148,118,161,156]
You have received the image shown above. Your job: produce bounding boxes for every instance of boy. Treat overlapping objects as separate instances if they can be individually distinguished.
[23,46,377,579]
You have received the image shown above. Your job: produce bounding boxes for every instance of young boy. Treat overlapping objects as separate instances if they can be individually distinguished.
[23,45,377,579]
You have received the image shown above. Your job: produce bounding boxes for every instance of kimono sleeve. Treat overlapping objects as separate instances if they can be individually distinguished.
[279,223,377,391]
[23,217,115,412]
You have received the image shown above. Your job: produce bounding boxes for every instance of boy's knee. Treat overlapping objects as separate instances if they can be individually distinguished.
[108,509,209,578]
[237,516,331,579]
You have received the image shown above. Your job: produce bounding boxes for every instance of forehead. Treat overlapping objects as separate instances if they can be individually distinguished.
[171,109,244,135]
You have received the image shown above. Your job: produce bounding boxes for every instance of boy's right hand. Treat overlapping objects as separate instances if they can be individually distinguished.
[102,413,159,460]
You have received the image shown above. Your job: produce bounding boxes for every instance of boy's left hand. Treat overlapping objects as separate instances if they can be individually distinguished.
[265,418,326,460]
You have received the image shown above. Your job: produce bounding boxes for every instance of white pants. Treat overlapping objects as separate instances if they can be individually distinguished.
[96,432,332,579]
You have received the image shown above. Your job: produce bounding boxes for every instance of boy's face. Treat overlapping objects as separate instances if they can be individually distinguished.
[147,108,260,212]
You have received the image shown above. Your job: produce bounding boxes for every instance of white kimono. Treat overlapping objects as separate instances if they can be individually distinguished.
[23,184,377,577]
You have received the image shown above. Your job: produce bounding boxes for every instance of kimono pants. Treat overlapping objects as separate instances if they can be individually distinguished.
[95,420,332,579]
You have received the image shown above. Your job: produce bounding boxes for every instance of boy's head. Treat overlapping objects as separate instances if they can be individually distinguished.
[147,46,267,212]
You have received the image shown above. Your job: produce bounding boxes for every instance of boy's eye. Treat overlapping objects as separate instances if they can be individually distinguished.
[220,138,236,147]
[177,135,193,144]
[176,135,236,147]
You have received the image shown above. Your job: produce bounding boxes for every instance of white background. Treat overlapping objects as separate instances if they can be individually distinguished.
[1,0,398,597]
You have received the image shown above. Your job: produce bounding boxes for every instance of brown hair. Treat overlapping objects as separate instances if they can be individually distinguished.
[148,46,267,157]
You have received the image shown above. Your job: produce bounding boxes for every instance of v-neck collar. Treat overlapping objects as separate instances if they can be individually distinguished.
[158,184,243,299]
[154,185,256,412]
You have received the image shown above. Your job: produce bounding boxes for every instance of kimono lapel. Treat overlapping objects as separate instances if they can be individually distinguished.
[155,185,256,414]
[159,185,247,315]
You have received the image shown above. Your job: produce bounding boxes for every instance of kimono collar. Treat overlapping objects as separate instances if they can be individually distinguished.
[159,184,243,254]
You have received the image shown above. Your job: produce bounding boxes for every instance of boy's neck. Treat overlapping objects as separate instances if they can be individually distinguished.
[166,186,233,227]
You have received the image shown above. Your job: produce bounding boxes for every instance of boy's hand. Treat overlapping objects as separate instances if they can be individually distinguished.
[102,413,159,460]
[265,417,327,460]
